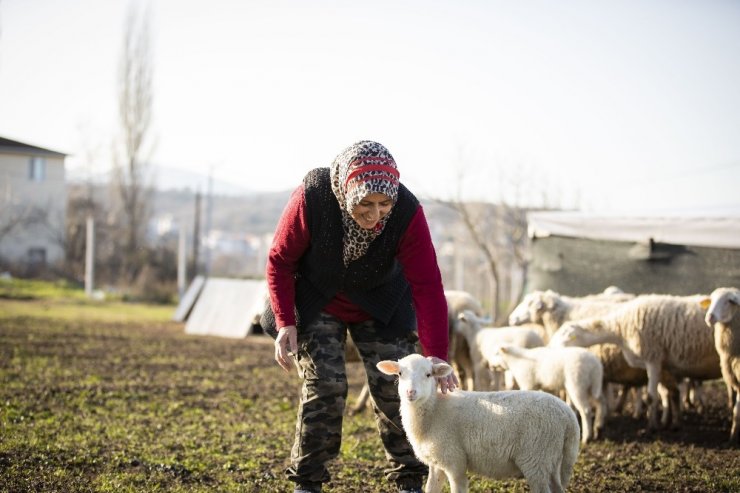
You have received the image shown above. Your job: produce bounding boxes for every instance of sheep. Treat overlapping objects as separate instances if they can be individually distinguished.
[509,289,682,422]
[377,354,580,493]
[508,289,633,340]
[550,325,681,426]
[489,344,607,444]
[702,286,740,443]
[553,294,721,431]
[445,289,486,390]
[456,309,544,391]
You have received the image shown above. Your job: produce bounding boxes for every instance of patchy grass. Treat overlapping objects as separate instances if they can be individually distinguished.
[1,296,739,492]
[0,277,86,301]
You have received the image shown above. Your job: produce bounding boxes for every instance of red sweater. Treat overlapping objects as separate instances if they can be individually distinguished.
[266,185,449,360]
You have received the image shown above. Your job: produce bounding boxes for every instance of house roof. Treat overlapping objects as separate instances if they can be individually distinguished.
[0,136,67,158]
[528,209,740,250]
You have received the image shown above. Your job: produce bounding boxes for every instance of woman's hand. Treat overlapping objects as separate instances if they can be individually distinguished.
[427,356,459,394]
[275,325,298,373]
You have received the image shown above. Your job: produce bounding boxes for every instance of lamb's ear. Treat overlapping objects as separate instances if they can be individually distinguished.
[729,290,740,305]
[432,362,452,378]
[377,360,400,376]
[699,297,711,310]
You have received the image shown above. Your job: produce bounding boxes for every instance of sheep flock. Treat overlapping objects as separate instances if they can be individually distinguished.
[382,286,738,491]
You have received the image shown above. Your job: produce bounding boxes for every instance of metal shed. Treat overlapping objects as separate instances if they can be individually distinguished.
[526,209,740,296]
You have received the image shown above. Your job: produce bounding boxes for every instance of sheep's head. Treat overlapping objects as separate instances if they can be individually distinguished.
[509,291,547,325]
[550,322,586,347]
[377,354,451,403]
[456,309,484,338]
[702,287,740,327]
[487,346,508,370]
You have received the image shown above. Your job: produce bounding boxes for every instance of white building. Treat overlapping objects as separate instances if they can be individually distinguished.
[0,136,67,268]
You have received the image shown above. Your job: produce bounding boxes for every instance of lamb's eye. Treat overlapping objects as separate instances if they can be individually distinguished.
[426,373,431,378]
[398,370,403,377]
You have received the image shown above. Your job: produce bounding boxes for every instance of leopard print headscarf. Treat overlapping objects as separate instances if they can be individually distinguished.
[330,140,400,266]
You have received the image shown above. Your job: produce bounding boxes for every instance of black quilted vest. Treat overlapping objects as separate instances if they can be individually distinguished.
[261,167,419,339]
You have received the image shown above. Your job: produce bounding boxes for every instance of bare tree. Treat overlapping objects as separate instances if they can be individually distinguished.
[0,204,48,243]
[112,1,155,282]
[438,162,533,324]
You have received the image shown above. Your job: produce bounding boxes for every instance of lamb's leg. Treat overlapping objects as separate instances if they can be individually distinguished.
[446,469,469,493]
[689,379,705,413]
[632,386,645,418]
[720,355,737,410]
[609,383,625,414]
[594,393,607,439]
[425,465,446,493]
[731,392,740,443]
[565,385,594,444]
[657,383,672,429]
[645,362,662,431]
[659,372,682,430]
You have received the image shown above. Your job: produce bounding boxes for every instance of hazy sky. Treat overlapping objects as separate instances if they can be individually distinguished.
[1,0,739,213]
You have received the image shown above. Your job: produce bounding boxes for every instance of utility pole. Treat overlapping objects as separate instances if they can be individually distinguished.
[84,215,95,297]
[203,167,214,277]
[191,189,201,280]
[177,219,187,299]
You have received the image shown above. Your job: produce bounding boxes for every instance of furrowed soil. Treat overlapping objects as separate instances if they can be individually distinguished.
[1,300,738,492]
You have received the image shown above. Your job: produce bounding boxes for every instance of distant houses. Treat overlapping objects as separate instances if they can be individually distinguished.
[0,136,67,271]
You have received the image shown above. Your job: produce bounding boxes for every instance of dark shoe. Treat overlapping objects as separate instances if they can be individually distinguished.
[293,482,322,493]
[397,484,423,493]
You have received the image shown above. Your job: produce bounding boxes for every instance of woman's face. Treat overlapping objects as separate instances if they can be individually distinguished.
[351,192,393,230]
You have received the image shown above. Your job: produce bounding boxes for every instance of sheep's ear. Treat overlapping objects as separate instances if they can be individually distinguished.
[432,363,452,378]
[699,297,711,310]
[377,360,400,376]
[730,291,740,306]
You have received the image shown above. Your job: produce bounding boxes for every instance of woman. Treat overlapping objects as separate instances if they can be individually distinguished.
[261,140,457,493]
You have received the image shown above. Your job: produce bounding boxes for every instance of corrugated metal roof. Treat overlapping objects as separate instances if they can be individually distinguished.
[184,278,268,338]
[528,210,740,249]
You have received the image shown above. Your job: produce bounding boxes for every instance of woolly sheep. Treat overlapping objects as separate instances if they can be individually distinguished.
[445,289,486,390]
[510,289,681,422]
[549,326,682,427]
[508,289,633,339]
[702,286,740,442]
[377,354,580,493]
[553,294,721,431]
[490,345,607,444]
[456,309,544,391]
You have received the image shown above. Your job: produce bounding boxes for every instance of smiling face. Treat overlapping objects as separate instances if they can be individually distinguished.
[351,192,393,230]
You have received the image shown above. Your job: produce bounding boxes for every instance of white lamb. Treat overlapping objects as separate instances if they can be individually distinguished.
[377,354,580,493]
[490,344,607,444]
[456,310,544,391]
[702,286,740,442]
[552,294,721,431]
[445,289,486,390]
[549,326,682,426]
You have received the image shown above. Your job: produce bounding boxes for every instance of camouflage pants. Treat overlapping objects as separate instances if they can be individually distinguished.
[286,311,427,488]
